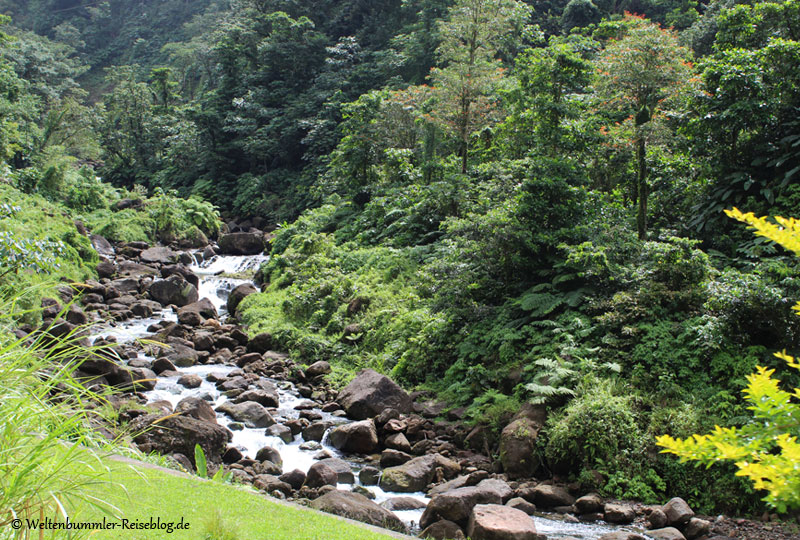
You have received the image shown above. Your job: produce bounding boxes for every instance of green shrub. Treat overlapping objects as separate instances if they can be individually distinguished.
[544,379,644,473]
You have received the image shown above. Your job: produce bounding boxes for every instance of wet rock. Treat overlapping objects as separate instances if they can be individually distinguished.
[130,302,153,318]
[647,508,668,529]
[65,304,88,325]
[316,458,355,484]
[385,432,412,453]
[218,232,265,255]
[140,246,179,265]
[246,332,274,354]
[177,374,202,389]
[227,283,257,314]
[149,275,199,307]
[222,446,243,464]
[130,413,231,465]
[467,504,542,540]
[598,533,648,540]
[684,518,711,540]
[420,484,505,529]
[116,261,158,279]
[306,360,332,378]
[337,369,412,420]
[575,493,603,514]
[160,343,198,368]
[381,497,427,511]
[359,466,381,486]
[662,498,694,527]
[419,519,466,540]
[253,474,292,497]
[647,528,686,540]
[499,406,545,479]
[161,264,199,288]
[175,397,217,424]
[329,419,379,454]
[302,421,332,442]
[522,484,574,508]
[235,352,262,367]
[96,260,117,279]
[177,298,217,326]
[506,498,536,515]
[380,449,413,468]
[279,469,306,490]
[380,453,461,493]
[255,446,282,467]
[604,503,635,524]
[216,401,275,428]
[266,424,293,444]
[310,490,406,533]
[151,357,177,374]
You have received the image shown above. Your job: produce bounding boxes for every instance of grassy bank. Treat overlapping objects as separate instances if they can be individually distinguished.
[64,453,406,540]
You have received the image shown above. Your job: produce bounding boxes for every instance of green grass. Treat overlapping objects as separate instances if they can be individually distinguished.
[66,455,405,540]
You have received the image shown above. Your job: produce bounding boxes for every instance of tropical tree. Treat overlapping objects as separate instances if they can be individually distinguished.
[594,15,693,240]
[429,0,531,173]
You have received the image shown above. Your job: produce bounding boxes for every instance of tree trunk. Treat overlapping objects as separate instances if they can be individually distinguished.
[636,130,648,240]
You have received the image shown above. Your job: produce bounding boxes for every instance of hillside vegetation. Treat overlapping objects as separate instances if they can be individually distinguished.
[1,0,800,518]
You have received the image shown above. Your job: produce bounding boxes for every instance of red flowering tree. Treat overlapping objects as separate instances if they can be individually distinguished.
[429,0,530,173]
[595,15,694,239]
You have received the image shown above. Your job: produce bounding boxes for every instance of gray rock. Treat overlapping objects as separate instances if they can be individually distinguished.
[467,504,542,540]
[662,498,694,527]
[329,419,379,454]
[316,458,355,484]
[380,453,461,493]
[306,360,332,377]
[575,493,603,514]
[418,520,466,540]
[216,401,275,428]
[522,484,574,508]
[684,518,711,540]
[218,232,265,255]
[420,484,504,528]
[647,528,686,540]
[140,246,178,265]
[499,406,545,479]
[337,369,412,420]
[359,466,381,486]
[309,490,406,533]
[227,283,257,314]
[506,498,536,515]
[604,503,635,524]
[149,275,199,307]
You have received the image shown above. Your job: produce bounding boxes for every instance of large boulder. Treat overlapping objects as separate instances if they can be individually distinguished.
[337,369,412,420]
[177,298,218,326]
[117,260,159,278]
[174,397,217,423]
[218,232,265,255]
[380,453,461,493]
[216,401,275,428]
[140,246,179,265]
[316,458,356,484]
[130,413,231,465]
[420,484,505,529]
[520,484,574,508]
[227,283,258,314]
[467,504,543,540]
[499,406,545,479]
[328,420,379,454]
[662,498,694,527]
[310,490,406,533]
[90,234,114,256]
[647,528,687,540]
[149,275,199,307]
[306,462,338,488]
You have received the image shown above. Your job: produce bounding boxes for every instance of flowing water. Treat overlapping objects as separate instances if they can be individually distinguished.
[93,253,654,539]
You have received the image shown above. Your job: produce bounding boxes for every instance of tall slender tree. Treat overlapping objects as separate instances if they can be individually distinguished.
[429,0,530,173]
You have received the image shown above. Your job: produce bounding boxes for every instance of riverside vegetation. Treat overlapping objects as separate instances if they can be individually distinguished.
[0,0,799,535]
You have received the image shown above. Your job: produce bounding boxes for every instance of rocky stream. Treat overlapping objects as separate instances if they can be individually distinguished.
[23,227,788,540]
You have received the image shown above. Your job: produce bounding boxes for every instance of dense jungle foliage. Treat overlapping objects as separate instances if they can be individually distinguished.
[2,0,800,516]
